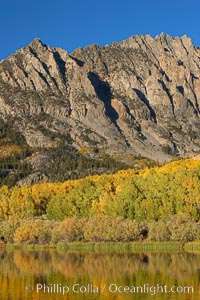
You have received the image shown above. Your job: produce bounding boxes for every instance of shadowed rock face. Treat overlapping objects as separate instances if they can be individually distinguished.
[0,34,200,162]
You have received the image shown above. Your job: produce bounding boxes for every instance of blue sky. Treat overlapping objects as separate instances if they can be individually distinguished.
[0,0,199,60]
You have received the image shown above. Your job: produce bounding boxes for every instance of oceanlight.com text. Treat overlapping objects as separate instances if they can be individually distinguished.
[108,283,194,295]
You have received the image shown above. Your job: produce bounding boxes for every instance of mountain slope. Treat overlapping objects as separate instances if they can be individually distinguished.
[0,34,200,185]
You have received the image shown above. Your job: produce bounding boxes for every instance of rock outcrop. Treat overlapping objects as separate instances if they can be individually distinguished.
[0,34,200,162]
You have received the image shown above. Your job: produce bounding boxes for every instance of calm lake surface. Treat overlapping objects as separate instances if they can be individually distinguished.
[0,248,199,300]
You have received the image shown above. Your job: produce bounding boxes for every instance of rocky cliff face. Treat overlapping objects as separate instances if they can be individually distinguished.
[0,34,200,163]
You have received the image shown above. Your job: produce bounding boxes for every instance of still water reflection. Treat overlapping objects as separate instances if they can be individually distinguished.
[0,248,199,300]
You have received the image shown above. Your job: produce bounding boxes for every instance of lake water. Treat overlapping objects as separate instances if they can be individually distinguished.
[0,248,199,300]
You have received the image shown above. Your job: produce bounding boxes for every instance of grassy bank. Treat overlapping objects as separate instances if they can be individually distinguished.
[5,241,199,253]
[56,241,186,252]
[184,242,200,253]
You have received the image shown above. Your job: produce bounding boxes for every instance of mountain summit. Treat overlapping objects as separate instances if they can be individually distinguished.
[0,34,200,169]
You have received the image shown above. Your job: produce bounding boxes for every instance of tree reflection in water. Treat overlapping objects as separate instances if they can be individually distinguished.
[0,250,199,300]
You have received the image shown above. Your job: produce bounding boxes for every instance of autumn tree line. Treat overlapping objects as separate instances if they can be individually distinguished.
[0,159,200,244]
